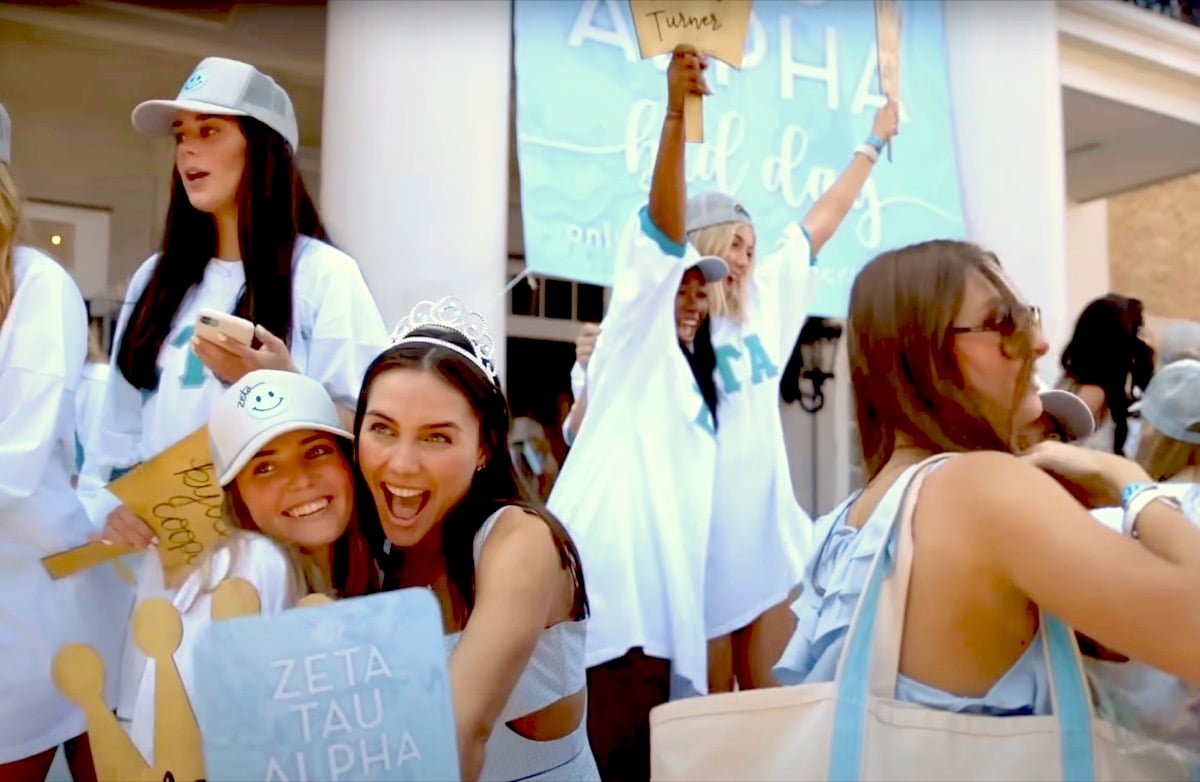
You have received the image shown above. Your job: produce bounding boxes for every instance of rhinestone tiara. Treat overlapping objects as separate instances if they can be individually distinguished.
[388,297,498,382]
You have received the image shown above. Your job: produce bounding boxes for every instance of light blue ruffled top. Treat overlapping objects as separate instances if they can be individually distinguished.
[773,462,1052,716]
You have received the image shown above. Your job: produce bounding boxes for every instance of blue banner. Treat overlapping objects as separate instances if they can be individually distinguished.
[514,0,965,317]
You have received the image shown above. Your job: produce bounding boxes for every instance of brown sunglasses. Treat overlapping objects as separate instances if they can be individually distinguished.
[948,304,1041,357]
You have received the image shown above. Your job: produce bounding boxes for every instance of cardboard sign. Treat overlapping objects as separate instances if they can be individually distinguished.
[192,588,460,782]
[628,0,753,142]
[875,0,904,160]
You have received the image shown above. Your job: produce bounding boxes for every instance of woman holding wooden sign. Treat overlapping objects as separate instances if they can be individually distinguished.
[0,101,127,782]
[355,305,599,782]
[126,369,377,766]
[75,56,386,725]
[683,91,899,690]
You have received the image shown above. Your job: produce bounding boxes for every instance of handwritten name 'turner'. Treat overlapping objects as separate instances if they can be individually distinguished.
[645,9,723,40]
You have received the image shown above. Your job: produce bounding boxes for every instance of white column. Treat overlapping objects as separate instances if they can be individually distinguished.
[943,0,1070,380]
[320,0,512,377]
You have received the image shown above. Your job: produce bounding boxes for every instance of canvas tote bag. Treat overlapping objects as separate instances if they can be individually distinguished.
[650,456,1187,781]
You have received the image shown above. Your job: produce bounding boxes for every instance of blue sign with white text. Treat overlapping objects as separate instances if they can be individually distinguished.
[192,589,459,782]
[514,0,966,317]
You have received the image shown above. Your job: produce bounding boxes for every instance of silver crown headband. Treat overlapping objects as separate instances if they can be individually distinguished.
[388,297,499,383]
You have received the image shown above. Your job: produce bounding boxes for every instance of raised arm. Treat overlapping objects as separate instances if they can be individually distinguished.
[648,45,709,244]
[801,99,899,255]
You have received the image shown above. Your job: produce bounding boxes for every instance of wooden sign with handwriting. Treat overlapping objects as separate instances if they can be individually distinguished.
[875,0,903,160]
[628,0,753,143]
[109,426,230,580]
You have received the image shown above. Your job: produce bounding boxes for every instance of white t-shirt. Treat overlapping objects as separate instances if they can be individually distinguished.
[75,235,387,722]
[548,207,716,696]
[76,235,388,525]
[129,533,296,765]
[705,224,818,636]
[73,361,110,475]
[0,247,128,762]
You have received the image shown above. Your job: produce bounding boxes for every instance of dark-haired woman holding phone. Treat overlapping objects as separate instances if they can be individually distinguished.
[76,56,386,727]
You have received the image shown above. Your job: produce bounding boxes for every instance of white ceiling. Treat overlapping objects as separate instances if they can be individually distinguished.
[1062,85,1200,203]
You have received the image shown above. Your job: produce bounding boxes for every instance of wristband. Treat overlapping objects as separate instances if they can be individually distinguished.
[855,143,880,163]
[865,134,885,153]
[1121,483,1182,538]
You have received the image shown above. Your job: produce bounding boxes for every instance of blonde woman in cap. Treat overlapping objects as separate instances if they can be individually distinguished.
[681,100,900,689]
[127,369,376,765]
[75,57,386,723]
[0,101,126,782]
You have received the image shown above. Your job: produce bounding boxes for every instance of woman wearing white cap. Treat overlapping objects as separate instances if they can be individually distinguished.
[678,95,900,689]
[128,368,376,765]
[546,46,727,780]
[74,56,386,723]
[0,101,126,781]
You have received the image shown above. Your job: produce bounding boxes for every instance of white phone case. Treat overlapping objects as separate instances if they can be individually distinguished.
[195,308,256,346]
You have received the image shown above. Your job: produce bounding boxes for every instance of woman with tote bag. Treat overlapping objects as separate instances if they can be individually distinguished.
[650,241,1199,781]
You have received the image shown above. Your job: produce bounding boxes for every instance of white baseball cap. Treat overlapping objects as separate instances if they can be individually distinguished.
[1036,379,1096,442]
[209,369,349,487]
[131,57,299,151]
[0,101,11,165]
[1130,359,1200,445]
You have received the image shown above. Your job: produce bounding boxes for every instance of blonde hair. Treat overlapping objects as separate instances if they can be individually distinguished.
[0,163,20,331]
[86,321,108,363]
[1137,424,1200,482]
[688,221,749,322]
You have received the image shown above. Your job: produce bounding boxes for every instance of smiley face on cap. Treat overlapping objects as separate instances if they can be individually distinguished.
[237,381,288,419]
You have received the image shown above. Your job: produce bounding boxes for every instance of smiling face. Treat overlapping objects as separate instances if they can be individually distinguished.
[356,368,483,549]
[675,267,710,348]
[232,429,354,550]
[172,110,246,218]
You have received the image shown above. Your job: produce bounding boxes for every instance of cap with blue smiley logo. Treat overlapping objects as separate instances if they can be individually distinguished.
[182,69,207,93]
[241,382,288,420]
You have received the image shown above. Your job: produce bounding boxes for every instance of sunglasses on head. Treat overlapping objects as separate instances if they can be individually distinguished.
[948,304,1041,357]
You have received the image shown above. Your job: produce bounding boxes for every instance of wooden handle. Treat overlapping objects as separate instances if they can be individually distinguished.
[684,93,704,143]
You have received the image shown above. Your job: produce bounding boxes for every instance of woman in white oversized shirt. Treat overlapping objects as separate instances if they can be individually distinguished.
[546,47,728,781]
[76,56,386,726]
[682,97,899,690]
[0,102,126,781]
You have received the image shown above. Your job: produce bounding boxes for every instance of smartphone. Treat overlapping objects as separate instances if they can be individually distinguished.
[195,308,256,347]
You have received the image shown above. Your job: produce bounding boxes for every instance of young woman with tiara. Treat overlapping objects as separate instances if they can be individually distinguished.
[126,369,377,765]
[355,300,597,781]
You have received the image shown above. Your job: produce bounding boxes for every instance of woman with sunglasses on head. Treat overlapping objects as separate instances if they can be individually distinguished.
[355,309,597,782]
[547,46,728,781]
[126,369,376,765]
[676,91,899,693]
[773,241,1200,724]
[76,56,386,728]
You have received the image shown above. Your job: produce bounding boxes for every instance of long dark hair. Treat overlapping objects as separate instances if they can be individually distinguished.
[1061,294,1155,455]
[116,116,326,390]
[682,316,719,429]
[354,327,589,621]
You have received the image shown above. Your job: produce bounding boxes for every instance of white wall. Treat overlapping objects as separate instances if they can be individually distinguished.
[1063,198,1111,325]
